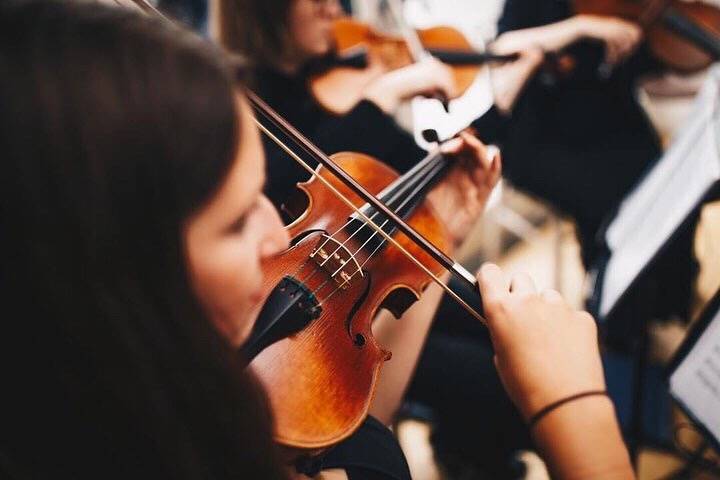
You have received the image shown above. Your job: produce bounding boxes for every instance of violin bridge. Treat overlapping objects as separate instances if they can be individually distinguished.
[313,235,364,289]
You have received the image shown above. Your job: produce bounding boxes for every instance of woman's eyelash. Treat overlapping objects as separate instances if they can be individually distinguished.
[231,199,260,232]
[230,214,247,232]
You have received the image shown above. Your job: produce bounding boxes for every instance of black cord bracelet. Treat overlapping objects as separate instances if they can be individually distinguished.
[528,390,609,429]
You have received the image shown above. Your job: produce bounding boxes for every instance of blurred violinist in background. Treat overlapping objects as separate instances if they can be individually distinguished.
[488,0,702,340]
[401,0,715,477]
[212,0,542,210]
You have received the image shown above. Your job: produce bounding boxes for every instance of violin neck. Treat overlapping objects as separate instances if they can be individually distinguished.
[348,150,450,253]
[359,150,448,219]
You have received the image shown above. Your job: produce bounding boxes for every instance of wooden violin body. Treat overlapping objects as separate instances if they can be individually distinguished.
[310,18,481,115]
[574,0,720,72]
[249,151,450,449]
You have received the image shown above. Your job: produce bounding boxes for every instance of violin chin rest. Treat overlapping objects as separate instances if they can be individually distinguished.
[240,275,322,361]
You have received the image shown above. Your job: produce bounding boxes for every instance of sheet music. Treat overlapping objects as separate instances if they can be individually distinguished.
[598,66,720,318]
[670,309,720,443]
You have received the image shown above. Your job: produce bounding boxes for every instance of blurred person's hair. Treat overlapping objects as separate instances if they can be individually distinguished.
[214,0,293,68]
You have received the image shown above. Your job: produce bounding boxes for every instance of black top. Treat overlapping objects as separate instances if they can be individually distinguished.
[294,416,411,480]
[489,0,663,266]
[323,416,412,480]
[496,0,661,144]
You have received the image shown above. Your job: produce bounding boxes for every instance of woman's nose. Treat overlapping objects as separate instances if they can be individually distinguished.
[260,196,290,257]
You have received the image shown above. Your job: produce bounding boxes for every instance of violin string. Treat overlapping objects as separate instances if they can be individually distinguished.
[307,157,444,302]
[326,158,447,282]
[308,145,445,265]
[316,159,449,304]
[315,153,444,272]
[317,231,387,307]
[287,256,322,289]
[291,215,360,288]
[301,156,442,305]
[294,146,445,288]
[253,107,485,323]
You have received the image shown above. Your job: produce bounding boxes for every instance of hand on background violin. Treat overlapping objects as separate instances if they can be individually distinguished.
[575,14,643,65]
[427,132,501,249]
[489,48,544,114]
[492,14,642,67]
[362,56,456,114]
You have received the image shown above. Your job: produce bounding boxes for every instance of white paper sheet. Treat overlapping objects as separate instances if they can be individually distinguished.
[670,309,720,444]
[598,66,720,318]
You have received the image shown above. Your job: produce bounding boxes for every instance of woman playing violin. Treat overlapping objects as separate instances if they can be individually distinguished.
[3,1,499,479]
[488,0,698,336]
[211,2,548,476]
[213,0,542,209]
[488,0,659,265]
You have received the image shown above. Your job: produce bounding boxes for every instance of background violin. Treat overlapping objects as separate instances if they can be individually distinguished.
[573,0,720,72]
[309,17,517,115]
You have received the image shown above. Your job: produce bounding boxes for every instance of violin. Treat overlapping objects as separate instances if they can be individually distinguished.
[244,92,486,452]
[309,17,517,115]
[573,0,720,72]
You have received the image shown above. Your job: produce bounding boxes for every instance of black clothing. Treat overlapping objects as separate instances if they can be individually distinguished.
[253,67,425,209]
[492,0,663,267]
[493,0,698,329]
[296,417,411,480]
[322,416,412,480]
[158,0,207,32]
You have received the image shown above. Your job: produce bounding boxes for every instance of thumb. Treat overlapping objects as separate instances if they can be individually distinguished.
[477,262,510,320]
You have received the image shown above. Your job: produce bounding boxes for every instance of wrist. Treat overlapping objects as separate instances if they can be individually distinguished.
[520,380,607,422]
[528,390,609,429]
[362,91,395,114]
[532,396,634,479]
[568,15,589,42]
[532,393,614,430]
[363,78,400,114]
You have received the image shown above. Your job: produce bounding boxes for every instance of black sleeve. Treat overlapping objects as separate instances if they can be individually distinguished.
[320,416,412,480]
[314,100,426,174]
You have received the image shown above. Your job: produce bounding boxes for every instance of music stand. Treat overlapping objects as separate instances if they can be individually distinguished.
[587,65,720,462]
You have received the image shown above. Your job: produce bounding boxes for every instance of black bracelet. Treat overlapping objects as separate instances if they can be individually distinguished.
[528,390,609,429]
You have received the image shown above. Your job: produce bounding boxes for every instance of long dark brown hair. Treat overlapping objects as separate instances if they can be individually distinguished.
[0,1,287,478]
[214,0,292,67]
